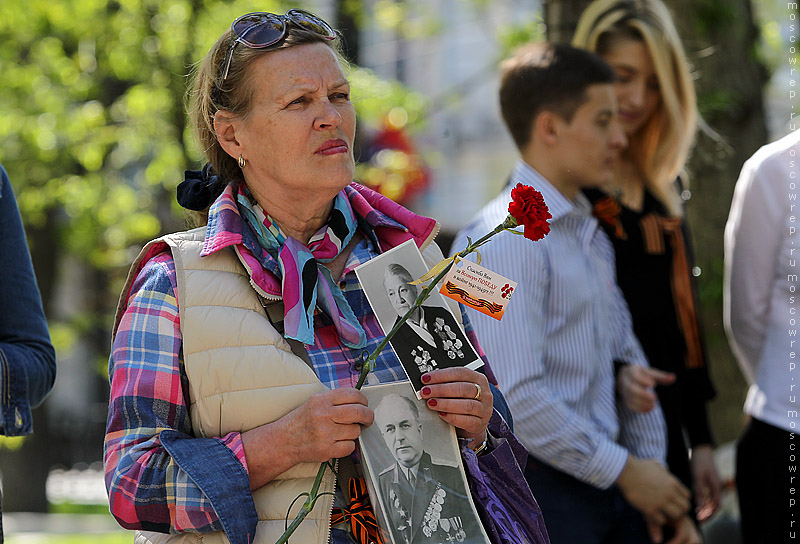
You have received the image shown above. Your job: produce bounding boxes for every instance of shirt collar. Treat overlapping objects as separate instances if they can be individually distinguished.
[511,160,593,223]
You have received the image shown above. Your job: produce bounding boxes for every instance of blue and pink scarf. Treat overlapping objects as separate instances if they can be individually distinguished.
[236,186,367,348]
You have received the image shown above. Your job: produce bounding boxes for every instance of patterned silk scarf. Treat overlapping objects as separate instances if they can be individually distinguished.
[236,186,367,348]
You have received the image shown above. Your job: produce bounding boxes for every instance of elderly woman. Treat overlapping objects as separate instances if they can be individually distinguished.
[383,263,479,385]
[104,10,541,544]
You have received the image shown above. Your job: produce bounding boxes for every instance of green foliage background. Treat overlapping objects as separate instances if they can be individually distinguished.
[0,0,430,370]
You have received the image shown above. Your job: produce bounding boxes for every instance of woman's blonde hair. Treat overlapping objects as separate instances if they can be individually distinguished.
[573,0,697,216]
[187,21,343,208]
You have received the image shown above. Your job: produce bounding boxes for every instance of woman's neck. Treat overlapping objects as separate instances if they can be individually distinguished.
[248,185,338,245]
[606,156,645,212]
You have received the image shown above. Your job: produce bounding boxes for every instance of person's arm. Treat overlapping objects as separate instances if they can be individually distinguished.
[724,153,784,381]
[104,252,256,543]
[452,233,628,489]
[105,251,372,542]
[0,165,56,436]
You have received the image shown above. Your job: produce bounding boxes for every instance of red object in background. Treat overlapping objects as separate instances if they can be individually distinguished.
[356,116,430,206]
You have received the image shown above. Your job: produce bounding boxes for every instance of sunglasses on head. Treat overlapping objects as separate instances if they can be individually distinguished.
[220,9,337,82]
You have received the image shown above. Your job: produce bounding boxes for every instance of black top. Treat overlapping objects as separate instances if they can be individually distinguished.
[584,187,716,488]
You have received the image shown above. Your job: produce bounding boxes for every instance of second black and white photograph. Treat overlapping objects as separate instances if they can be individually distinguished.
[354,239,483,397]
[359,381,490,544]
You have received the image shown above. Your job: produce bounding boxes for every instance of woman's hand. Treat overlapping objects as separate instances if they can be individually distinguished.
[286,388,374,462]
[691,444,722,521]
[419,368,493,448]
[242,388,373,490]
[617,364,675,413]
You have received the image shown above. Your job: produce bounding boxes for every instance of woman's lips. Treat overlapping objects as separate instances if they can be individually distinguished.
[315,139,348,155]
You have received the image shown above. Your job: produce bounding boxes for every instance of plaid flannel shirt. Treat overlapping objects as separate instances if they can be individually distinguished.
[104,183,489,542]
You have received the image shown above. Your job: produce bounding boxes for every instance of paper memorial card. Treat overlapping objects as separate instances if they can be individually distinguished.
[439,259,517,321]
[354,239,483,398]
[359,381,490,544]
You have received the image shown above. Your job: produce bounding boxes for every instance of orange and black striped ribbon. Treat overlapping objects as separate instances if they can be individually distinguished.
[592,196,627,240]
[639,214,704,369]
[331,477,385,544]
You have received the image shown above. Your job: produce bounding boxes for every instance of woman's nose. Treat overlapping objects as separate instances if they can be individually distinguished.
[314,100,342,130]
[626,80,646,108]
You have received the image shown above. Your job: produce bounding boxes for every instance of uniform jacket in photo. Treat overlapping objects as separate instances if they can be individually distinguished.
[378,451,480,544]
[390,305,475,388]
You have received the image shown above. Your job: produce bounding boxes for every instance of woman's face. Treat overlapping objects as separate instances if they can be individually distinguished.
[601,38,661,137]
[384,273,418,318]
[229,42,356,199]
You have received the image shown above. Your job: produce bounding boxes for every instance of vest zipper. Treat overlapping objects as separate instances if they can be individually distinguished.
[232,245,281,301]
[327,458,338,544]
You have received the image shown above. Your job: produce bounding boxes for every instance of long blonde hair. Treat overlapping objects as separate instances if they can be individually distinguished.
[573,0,697,216]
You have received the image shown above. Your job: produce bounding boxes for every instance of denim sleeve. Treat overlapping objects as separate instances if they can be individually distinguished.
[104,253,255,543]
[0,164,56,436]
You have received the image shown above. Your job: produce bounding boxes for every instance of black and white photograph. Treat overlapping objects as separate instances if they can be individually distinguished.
[359,382,490,544]
[354,239,483,397]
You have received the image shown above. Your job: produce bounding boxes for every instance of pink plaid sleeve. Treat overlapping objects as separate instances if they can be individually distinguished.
[104,251,249,534]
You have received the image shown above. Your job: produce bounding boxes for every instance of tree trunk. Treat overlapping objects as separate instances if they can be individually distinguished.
[543,0,593,43]
[336,0,362,65]
[0,406,52,512]
[670,0,768,444]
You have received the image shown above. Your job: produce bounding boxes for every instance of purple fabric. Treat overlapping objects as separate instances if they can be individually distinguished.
[462,413,551,544]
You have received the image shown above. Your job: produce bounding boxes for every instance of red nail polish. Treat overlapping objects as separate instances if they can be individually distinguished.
[438,412,446,417]
[421,374,431,383]
[421,387,431,396]
[427,398,438,407]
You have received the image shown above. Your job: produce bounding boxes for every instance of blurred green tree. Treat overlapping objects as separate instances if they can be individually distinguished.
[0,0,426,511]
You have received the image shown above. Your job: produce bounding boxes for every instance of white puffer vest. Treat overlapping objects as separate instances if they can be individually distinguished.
[114,227,453,544]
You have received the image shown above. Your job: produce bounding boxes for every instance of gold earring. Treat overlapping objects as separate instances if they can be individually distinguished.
[238,155,246,168]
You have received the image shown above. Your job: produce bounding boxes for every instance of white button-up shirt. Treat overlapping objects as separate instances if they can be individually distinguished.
[724,129,800,432]
[452,160,666,489]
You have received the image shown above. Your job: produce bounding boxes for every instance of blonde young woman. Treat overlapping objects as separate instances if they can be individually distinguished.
[573,0,722,531]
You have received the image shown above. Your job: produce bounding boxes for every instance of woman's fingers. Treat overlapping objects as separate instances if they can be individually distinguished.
[289,388,374,463]
[419,369,492,443]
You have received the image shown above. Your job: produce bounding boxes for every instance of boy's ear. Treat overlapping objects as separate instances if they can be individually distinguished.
[214,110,243,159]
[535,111,561,147]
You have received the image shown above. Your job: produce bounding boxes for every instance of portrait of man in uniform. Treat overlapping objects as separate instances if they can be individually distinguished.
[369,391,485,544]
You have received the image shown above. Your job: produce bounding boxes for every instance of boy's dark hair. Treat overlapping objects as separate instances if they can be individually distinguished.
[499,42,615,150]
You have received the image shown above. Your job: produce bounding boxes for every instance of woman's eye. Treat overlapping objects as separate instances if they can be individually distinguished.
[331,92,350,101]
[289,97,306,106]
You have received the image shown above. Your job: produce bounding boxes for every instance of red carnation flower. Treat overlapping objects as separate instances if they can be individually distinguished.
[508,183,551,241]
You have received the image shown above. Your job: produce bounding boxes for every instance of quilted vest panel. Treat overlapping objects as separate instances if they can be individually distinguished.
[123,229,332,544]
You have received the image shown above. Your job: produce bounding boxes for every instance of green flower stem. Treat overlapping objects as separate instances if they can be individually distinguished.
[274,218,516,544]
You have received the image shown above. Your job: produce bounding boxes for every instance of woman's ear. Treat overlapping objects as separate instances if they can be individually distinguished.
[214,110,243,159]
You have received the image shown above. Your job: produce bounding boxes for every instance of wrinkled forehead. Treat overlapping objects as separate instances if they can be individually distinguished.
[384,271,414,290]
[246,42,347,100]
